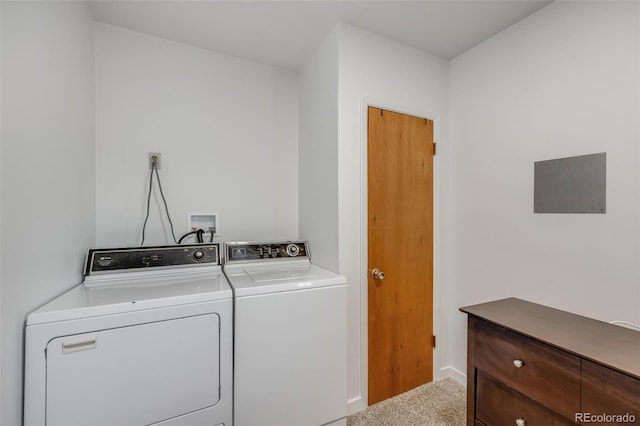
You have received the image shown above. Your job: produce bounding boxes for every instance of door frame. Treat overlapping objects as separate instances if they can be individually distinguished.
[358,97,444,408]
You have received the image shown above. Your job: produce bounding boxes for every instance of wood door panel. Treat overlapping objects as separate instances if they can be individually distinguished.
[368,106,434,404]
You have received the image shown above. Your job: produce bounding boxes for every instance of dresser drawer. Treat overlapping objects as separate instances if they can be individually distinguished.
[581,360,640,425]
[476,371,575,426]
[474,320,580,420]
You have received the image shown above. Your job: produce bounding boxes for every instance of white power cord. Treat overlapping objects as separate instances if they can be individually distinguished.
[609,320,640,330]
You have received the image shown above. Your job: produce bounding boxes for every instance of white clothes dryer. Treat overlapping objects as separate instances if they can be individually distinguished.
[223,241,347,426]
[24,244,233,426]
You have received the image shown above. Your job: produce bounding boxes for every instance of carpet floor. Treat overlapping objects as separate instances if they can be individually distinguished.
[347,378,466,426]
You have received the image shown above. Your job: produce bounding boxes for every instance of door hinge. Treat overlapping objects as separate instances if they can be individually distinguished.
[431,335,436,348]
[433,142,437,156]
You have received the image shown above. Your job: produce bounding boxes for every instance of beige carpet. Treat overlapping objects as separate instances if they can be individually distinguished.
[347,378,466,426]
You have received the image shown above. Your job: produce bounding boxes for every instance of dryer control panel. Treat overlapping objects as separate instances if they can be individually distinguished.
[85,244,220,275]
[225,241,309,263]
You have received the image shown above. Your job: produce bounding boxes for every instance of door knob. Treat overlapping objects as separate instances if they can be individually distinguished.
[371,268,385,280]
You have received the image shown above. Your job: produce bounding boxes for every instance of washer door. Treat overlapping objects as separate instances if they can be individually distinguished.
[45,313,220,426]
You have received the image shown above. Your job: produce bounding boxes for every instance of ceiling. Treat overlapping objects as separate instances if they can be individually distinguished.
[89,0,553,70]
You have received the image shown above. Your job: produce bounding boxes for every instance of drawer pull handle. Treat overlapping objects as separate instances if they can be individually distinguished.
[513,359,524,368]
[516,418,526,426]
[62,337,97,354]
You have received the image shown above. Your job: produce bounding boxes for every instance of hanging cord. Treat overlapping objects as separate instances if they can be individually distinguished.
[177,228,215,244]
[140,160,178,246]
[178,230,199,244]
[140,165,154,246]
[153,164,178,244]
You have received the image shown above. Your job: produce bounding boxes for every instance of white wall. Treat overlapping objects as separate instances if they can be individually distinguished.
[3,4,636,424]
[94,23,299,247]
[335,23,451,413]
[449,1,640,375]
[0,3,3,421]
[0,2,96,425]
[298,26,340,272]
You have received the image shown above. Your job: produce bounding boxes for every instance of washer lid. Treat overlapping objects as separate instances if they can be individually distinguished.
[246,267,319,282]
[27,268,232,325]
[224,261,346,297]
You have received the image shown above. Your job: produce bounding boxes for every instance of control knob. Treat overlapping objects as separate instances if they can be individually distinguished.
[286,244,300,257]
[193,249,205,261]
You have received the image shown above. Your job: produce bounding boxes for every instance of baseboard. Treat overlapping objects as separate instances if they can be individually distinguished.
[347,367,465,416]
[439,366,466,386]
[347,395,367,416]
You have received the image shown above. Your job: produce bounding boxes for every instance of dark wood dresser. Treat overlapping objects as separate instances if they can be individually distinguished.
[460,298,640,426]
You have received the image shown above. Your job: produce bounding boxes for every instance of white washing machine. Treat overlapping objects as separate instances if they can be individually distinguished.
[223,241,347,426]
[24,244,233,426]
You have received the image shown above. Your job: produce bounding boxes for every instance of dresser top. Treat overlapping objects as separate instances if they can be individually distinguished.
[460,297,640,380]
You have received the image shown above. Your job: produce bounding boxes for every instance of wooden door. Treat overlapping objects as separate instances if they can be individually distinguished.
[367,106,434,404]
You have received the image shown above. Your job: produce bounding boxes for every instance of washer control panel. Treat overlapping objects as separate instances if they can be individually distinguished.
[85,244,220,275]
[225,241,309,263]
